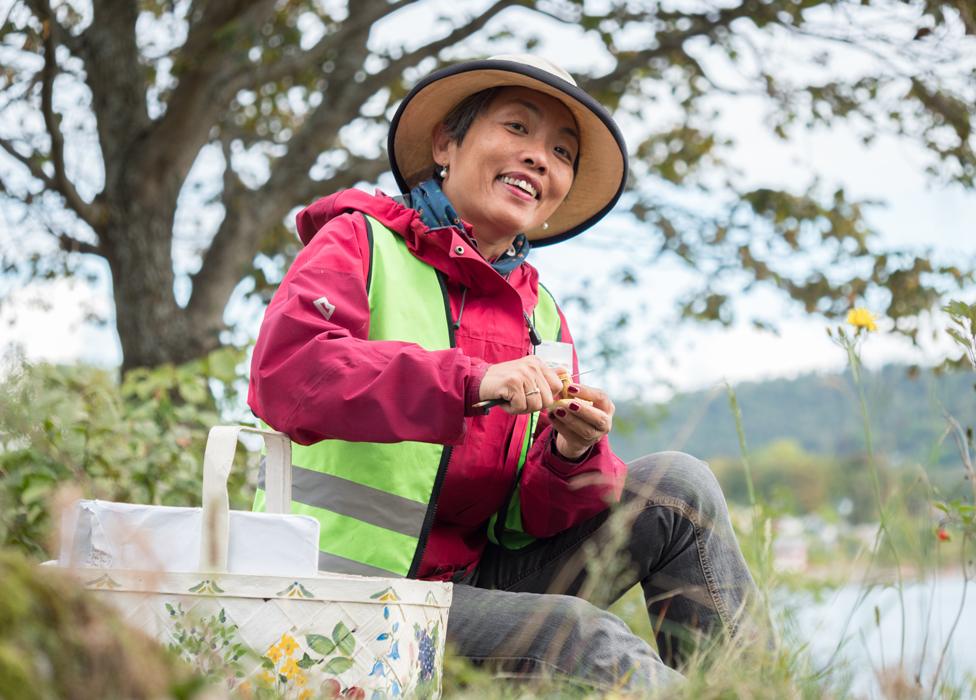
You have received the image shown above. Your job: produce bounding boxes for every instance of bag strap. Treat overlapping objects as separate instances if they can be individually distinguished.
[200,426,292,572]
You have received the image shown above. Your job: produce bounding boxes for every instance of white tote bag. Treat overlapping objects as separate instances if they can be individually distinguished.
[59,426,320,576]
[60,426,453,699]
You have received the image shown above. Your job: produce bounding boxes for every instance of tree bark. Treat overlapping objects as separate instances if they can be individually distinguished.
[104,195,220,372]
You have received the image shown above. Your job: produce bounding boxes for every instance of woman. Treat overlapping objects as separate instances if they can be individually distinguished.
[248,54,757,692]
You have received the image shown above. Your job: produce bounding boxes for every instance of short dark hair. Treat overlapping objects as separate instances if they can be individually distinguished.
[440,88,502,146]
[437,86,580,177]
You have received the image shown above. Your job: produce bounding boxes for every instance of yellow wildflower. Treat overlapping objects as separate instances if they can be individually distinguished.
[278,633,299,656]
[298,690,313,700]
[846,307,878,332]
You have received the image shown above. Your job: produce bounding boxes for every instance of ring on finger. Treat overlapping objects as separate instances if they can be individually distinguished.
[525,387,541,396]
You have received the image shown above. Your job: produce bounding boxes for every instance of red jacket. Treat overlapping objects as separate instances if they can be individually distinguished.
[248,189,625,580]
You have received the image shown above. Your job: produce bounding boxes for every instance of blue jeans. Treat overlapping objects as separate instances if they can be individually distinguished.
[445,452,759,692]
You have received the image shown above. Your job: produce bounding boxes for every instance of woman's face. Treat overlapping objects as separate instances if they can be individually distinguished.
[432,87,578,248]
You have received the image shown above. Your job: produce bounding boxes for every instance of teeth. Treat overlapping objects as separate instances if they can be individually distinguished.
[500,176,538,199]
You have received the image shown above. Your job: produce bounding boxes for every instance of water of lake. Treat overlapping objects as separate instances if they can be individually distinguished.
[784,575,974,697]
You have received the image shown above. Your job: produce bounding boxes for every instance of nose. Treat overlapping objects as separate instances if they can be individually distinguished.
[521,138,549,174]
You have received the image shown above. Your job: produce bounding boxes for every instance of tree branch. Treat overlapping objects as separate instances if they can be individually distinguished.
[137,0,277,188]
[0,180,103,257]
[260,0,518,202]
[81,0,150,193]
[56,231,102,256]
[0,136,105,253]
[215,0,426,117]
[185,151,386,329]
[365,0,520,93]
[0,136,57,190]
[185,0,522,328]
[23,0,87,60]
[291,153,389,206]
[38,19,99,229]
[578,1,768,96]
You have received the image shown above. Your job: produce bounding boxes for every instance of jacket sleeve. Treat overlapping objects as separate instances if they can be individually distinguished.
[516,308,626,538]
[247,212,487,446]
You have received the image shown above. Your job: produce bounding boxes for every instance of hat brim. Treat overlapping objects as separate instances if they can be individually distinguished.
[388,59,628,246]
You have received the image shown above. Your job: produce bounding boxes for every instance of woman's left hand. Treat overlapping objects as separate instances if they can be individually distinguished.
[548,383,615,460]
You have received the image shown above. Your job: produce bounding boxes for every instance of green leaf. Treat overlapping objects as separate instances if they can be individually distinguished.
[178,378,208,405]
[322,656,354,675]
[296,652,318,669]
[332,621,355,656]
[206,347,243,382]
[306,633,336,656]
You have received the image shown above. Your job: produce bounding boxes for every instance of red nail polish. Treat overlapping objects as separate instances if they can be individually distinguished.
[555,408,567,418]
[569,402,580,412]
[568,385,580,394]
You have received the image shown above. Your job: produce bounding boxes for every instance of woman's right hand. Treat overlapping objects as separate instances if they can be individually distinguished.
[479,356,565,415]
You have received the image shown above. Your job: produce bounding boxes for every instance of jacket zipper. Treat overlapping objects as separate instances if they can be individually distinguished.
[407,270,457,578]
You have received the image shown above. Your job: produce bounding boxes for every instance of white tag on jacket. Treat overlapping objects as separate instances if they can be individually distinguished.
[534,341,573,372]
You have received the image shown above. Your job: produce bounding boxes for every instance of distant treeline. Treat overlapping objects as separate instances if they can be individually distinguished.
[610,365,973,511]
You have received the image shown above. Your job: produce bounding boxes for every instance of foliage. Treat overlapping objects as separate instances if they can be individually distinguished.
[0,346,256,558]
[935,299,976,552]
[0,548,207,699]
[709,439,889,520]
[0,1,974,369]
[944,299,976,370]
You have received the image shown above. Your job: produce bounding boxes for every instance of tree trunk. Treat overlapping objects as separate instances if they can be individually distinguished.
[104,197,222,373]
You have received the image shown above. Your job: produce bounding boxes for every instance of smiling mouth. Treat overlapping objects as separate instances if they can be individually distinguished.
[498,175,539,200]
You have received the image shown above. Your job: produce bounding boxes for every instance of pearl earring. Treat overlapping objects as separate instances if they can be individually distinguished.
[439,165,448,178]
[542,221,550,230]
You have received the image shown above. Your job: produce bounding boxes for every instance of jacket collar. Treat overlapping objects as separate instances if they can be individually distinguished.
[296,188,540,309]
[408,178,532,276]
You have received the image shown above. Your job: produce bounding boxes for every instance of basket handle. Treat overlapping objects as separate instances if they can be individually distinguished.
[200,426,292,572]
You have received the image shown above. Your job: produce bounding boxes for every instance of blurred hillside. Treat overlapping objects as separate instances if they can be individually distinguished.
[612,364,972,462]
[611,365,973,514]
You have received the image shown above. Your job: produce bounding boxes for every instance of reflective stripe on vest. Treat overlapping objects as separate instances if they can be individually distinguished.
[255,214,453,577]
[254,215,563,573]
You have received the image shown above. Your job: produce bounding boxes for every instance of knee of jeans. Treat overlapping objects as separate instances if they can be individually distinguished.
[546,596,644,669]
[626,451,729,522]
[538,595,618,644]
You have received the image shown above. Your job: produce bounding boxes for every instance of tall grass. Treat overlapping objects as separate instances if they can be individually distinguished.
[3,303,975,698]
[442,304,976,698]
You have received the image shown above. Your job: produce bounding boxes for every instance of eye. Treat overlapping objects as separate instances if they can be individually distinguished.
[506,121,528,134]
[554,145,576,163]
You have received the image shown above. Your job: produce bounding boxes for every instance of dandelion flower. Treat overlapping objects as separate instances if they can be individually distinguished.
[298,690,313,700]
[847,307,878,332]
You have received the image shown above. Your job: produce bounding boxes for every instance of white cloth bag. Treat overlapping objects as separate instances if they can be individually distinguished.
[58,426,452,699]
[59,427,320,576]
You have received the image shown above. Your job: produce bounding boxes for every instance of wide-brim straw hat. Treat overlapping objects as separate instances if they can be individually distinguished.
[387,54,628,246]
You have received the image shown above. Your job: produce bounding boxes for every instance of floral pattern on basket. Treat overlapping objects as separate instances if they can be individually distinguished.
[150,579,446,699]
